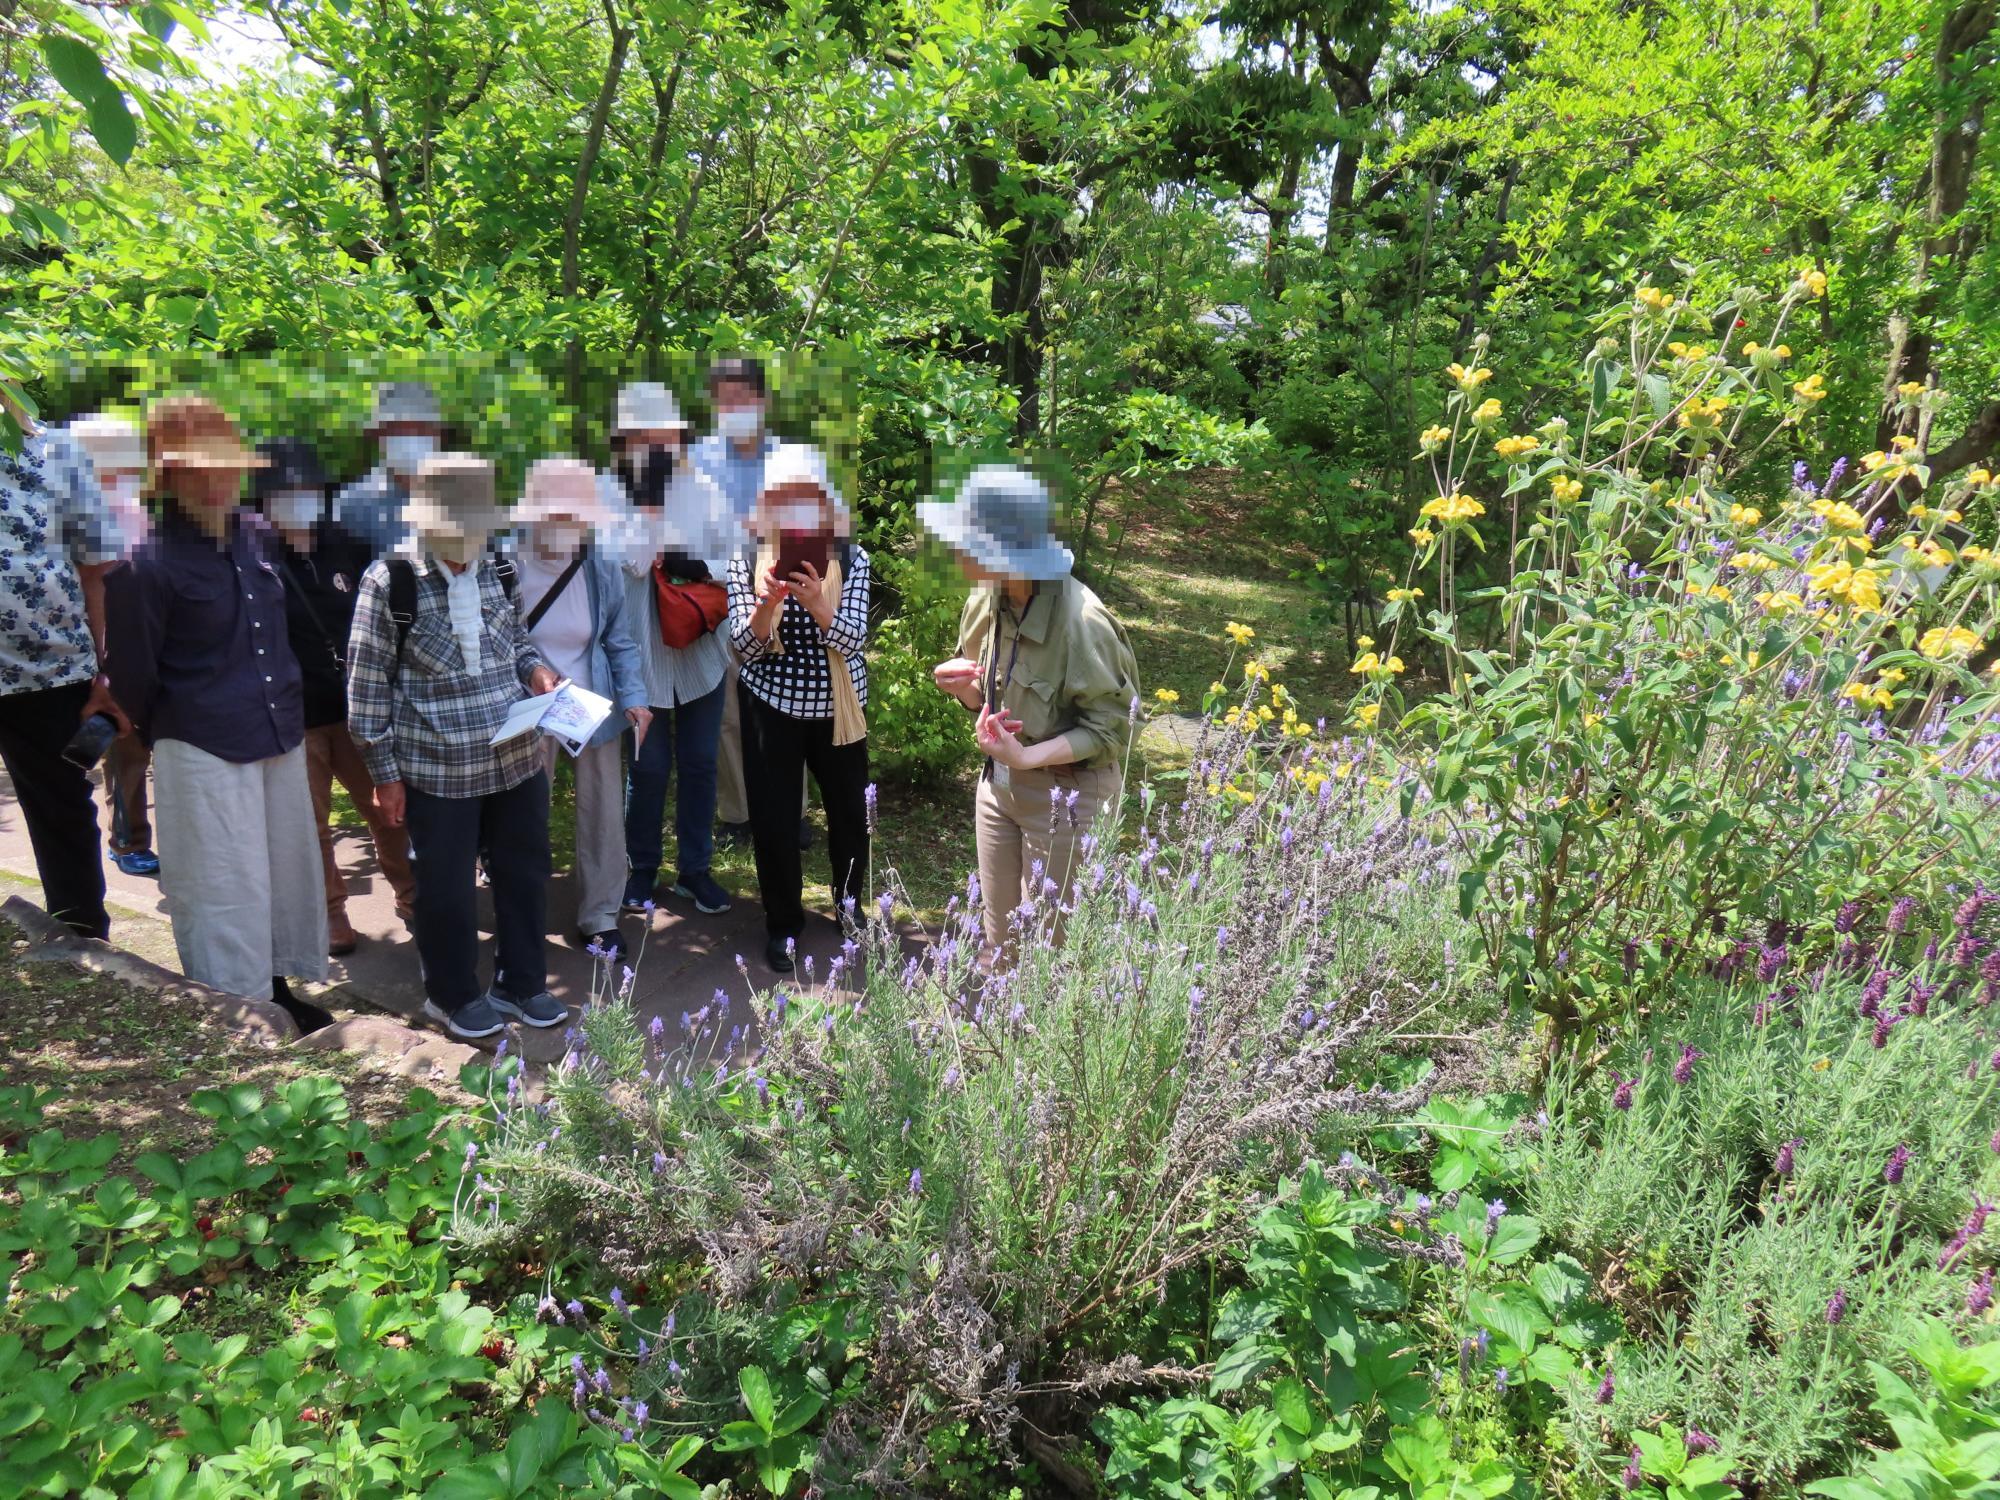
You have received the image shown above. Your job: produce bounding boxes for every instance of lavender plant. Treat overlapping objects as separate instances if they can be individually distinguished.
[1531,901,2000,1485]
[453,699,1477,1490]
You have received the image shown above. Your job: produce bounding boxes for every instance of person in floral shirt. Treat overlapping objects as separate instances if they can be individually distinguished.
[0,393,130,938]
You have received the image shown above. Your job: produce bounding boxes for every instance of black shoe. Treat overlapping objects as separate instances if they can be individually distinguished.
[797,818,815,850]
[672,871,733,914]
[577,928,628,962]
[271,977,336,1035]
[765,936,796,974]
[717,821,751,849]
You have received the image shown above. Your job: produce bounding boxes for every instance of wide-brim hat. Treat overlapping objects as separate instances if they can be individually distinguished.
[916,463,1072,581]
[514,456,613,529]
[366,380,443,433]
[752,442,851,535]
[613,382,690,437]
[251,437,329,500]
[404,452,508,538]
[66,413,145,475]
[146,395,266,474]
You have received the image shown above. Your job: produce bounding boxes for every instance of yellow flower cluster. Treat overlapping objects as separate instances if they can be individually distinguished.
[1798,269,1828,298]
[1728,551,1780,574]
[1550,475,1584,505]
[1153,688,1180,705]
[1471,398,1503,429]
[1806,559,1883,612]
[1420,424,1452,452]
[1676,395,1730,434]
[1912,504,1965,521]
[1685,581,1732,602]
[1667,341,1711,361]
[1349,651,1406,679]
[1860,448,1922,485]
[1352,702,1382,729]
[1741,341,1790,361]
[1964,469,1995,488]
[1409,525,1436,546]
[1810,498,1866,533]
[1728,503,1763,526]
[1897,380,1925,399]
[1756,590,1805,616]
[1961,544,1998,577]
[1918,625,1982,661]
[1494,434,1540,461]
[1385,586,1422,603]
[1792,373,1827,404]
[1842,681,1895,712]
[1445,363,1493,393]
[1224,620,1255,645]
[1635,286,1676,312]
[1420,492,1486,524]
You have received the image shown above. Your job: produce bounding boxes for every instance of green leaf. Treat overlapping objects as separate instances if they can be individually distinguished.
[41,36,110,106]
[1485,1215,1542,1265]
[738,1366,777,1434]
[1271,1377,1313,1435]
[87,89,137,165]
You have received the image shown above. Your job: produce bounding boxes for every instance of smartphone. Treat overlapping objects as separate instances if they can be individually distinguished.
[775,529,830,580]
[63,712,120,771]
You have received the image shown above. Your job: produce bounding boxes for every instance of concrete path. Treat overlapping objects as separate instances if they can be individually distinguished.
[0,759,905,1066]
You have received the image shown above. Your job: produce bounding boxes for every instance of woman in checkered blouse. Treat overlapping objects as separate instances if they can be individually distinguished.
[724,444,870,975]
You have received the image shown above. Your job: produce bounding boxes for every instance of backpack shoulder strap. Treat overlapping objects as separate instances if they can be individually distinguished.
[386,558,418,660]
[490,549,519,603]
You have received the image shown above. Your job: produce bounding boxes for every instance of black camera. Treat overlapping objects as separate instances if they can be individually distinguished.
[62,712,120,771]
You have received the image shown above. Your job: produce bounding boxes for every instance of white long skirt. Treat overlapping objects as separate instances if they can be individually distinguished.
[152,737,327,1000]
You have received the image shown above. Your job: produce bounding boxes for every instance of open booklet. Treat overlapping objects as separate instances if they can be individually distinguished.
[488,681,615,757]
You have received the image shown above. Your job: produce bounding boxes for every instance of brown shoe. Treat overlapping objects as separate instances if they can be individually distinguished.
[328,912,358,957]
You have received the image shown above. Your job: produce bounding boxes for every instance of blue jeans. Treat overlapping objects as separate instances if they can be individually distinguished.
[623,680,727,896]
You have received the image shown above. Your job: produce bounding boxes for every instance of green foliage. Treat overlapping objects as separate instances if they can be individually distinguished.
[0,1075,705,1500]
[1530,953,2000,1486]
[1810,1323,2000,1500]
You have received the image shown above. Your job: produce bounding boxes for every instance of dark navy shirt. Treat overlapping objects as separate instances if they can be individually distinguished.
[105,504,305,763]
[276,520,374,729]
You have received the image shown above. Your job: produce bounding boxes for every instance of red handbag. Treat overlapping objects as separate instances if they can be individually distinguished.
[653,566,728,649]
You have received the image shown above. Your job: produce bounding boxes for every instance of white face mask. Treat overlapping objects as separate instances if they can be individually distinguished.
[263,490,322,531]
[716,406,764,442]
[381,434,438,478]
[536,522,585,557]
[101,474,144,511]
[765,501,826,532]
[424,529,486,566]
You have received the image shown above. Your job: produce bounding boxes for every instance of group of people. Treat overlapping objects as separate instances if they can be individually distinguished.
[0,356,1139,1042]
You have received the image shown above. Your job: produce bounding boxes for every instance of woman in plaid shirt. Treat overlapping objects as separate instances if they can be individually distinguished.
[344,454,565,1041]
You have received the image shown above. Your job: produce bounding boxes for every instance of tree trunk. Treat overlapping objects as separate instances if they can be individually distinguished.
[562,0,634,449]
[356,83,442,330]
[626,56,683,374]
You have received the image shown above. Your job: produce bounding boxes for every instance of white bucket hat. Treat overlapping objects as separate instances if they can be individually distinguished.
[751,442,850,536]
[366,381,443,433]
[514,456,613,530]
[613,382,690,437]
[66,413,146,475]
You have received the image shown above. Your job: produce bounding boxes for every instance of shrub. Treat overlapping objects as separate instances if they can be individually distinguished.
[1371,275,2000,1057]
[458,706,1477,1490]
[1530,904,2000,1486]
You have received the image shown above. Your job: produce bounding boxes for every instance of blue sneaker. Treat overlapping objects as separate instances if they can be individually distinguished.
[672,871,733,914]
[423,995,505,1040]
[487,989,568,1028]
[115,849,160,877]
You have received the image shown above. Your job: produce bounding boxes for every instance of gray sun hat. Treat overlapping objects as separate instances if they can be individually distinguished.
[366,380,443,433]
[916,464,1073,581]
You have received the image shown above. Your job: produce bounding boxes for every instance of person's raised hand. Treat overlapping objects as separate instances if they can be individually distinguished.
[932,656,982,708]
[976,704,1029,769]
[757,565,791,607]
[787,560,833,628]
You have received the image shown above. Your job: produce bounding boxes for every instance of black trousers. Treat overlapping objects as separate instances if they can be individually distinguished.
[403,771,550,1014]
[0,682,110,939]
[737,684,869,939]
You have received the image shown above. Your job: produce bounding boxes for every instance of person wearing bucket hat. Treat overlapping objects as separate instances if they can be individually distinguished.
[499,456,650,959]
[104,396,334,1032]
[919,463,1138,964]
[725,442,873,973]
[65,412,159,880]
[606,382,742,919]
[345,452,566,1042]
[333,381,446,553]
[251,437,418,957]
[0,389,128,942]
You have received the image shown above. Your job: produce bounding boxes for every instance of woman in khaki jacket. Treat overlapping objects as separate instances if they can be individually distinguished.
[921,465,1138,962]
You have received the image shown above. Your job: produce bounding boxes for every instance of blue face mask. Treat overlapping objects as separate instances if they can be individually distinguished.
[716,407,763,442]
[382,433,438,478]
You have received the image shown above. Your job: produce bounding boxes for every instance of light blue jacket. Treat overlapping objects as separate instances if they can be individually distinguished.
[499,539,647,749]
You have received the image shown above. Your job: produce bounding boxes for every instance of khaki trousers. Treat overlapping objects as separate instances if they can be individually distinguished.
[304,722,416,920]
[543,736,627,935]
[974,762,1122,959]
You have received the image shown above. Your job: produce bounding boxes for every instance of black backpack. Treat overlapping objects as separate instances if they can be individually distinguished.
[384,550,519,661]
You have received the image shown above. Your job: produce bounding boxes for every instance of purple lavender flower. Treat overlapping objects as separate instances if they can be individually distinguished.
[565,1299,586,1323]
[864,782,878,835]
[1792,460,1811,489]
[1495,1366,1511,1394]
[1611,1073,1636,1110]
[633,1400,649,1431]
[1774,1138,1801,1177]
[1970,1268,1994,1316]
[1757,944,1788,983]
[1887,897,1917,936]
[1622,1446,1643,1491]
[1486,1198,1507,1232]
[1685,1428,1719,1455]
[1955,888,1987,930]
[1884,1145,1910,1185]
[1826,1286,1849,1324]
[1673,1043,1702,1084]
[1595,1370,1615,1405]
[1827,455,1849,487]
[1835,901,1861,934]
[610,1287,628,1315]
[909,1167,924,1196]
[1871,1012,1898,1049]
